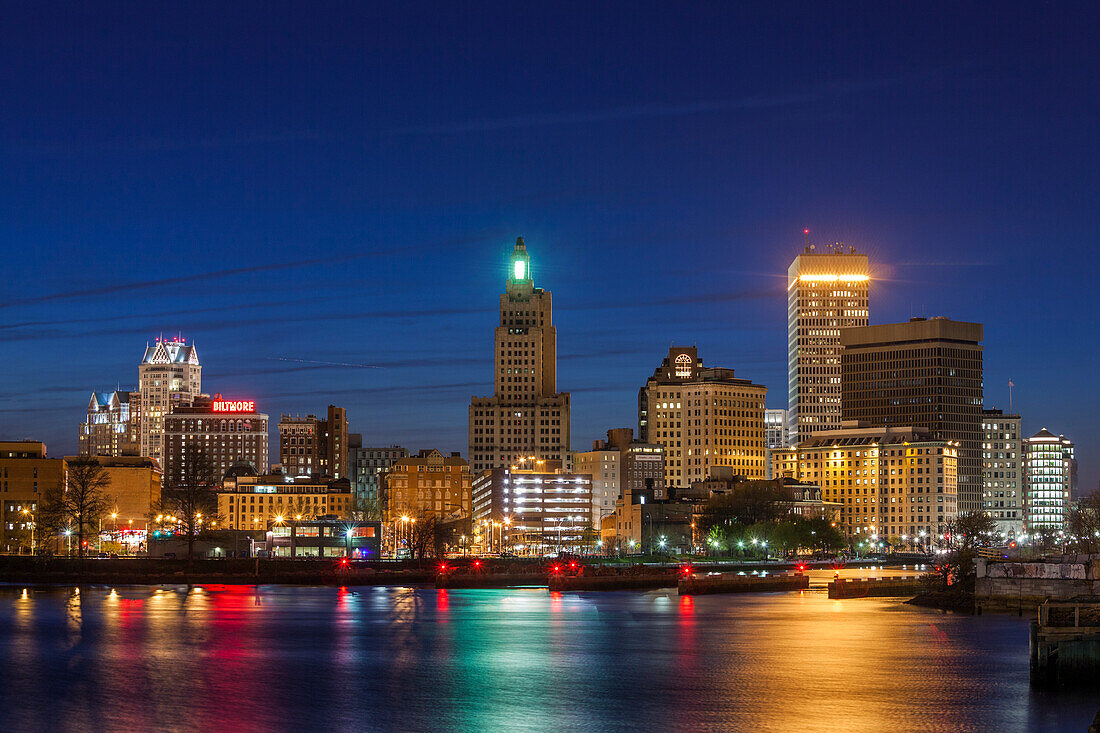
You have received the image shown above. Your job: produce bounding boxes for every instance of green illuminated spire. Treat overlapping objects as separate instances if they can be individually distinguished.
[509,236,531,284]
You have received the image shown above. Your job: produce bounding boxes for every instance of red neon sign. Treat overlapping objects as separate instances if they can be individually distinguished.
[212,400,255,413]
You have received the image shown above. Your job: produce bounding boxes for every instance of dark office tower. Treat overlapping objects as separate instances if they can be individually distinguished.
[840,317,983,514]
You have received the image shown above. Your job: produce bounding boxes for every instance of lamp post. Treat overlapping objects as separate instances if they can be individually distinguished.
[21,508,35,555]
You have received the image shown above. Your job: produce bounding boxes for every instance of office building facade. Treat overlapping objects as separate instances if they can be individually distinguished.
[79,390,140,457]
[787,244,869,445]
[770,424,958,543]
[840,317,983,514]
[1024,429,1075,533]
[638,346,767,487]
[278,405,349,479]
[382,450,472,522]
[981,409,1023,538]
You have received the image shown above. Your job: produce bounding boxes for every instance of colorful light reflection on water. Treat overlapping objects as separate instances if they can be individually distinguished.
[0,585,1093,732]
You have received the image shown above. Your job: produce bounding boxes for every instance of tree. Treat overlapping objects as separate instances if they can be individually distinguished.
[1068,493,1100,553]
[409,512,437,564]
[350,492,382,522]
[40,458,113,558]
[944,512,997,552]
[155,445,221,563]
[700,480,792,531]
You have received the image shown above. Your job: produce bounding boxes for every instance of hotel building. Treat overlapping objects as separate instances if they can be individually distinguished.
[840,317,984,515]
[638,346,767,487]
[138,337,202,466]
[1024,429,1076,532]
[79,390,140,457]
[981,408,1023,538]
[787,244,870,445]
[162,396,269,486]
[469,238,571,474]
[770,424,958,543]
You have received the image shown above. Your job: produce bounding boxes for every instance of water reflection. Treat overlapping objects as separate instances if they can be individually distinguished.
[0,584,1094,732]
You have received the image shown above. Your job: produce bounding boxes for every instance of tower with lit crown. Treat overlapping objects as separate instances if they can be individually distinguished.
[137,336,202,467]
[468,238,571,474]
[787,241,869,446]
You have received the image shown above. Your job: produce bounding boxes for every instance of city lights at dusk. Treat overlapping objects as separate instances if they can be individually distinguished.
[1,3,1099,731]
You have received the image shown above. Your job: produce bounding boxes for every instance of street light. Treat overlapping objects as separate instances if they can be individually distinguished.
[21,508,35,555]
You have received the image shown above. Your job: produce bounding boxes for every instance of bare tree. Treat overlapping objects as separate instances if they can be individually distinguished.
[350,492,382,522]
[1068,493,1100,554]
[155,445,221,563]
[40,458,113,558]
[409,512,437,564]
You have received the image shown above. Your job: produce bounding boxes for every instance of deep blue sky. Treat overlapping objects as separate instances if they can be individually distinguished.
[1,3,1097,490]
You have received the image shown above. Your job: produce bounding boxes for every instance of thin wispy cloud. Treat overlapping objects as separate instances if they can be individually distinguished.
[388,75,925,136]
[0,231,505,310]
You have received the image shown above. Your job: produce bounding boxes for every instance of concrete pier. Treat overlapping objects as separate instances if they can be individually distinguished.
[1030,599,1100,687]
[678,572,808,596]
[828,577,923,599]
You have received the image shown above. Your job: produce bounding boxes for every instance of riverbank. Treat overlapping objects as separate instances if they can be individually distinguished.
[0,555,921,587]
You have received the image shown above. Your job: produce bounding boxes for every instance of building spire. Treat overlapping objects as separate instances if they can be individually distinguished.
[509,236,531,284]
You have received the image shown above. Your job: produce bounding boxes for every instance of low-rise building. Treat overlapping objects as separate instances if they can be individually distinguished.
[382,450,472,522]
[64,454,161,534]
[0,441,65,554]
[266,518,382,559]
[219,468,353,531]
[770,423,958,545]
[348,438,408,507]
[471,460,593,554]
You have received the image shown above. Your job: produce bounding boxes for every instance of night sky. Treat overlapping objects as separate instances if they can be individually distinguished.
[1,3,1097,491]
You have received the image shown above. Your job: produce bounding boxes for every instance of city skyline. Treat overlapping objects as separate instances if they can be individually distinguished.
[1,4,1097,492]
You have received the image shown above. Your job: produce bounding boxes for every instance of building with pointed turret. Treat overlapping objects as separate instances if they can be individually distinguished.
[79,389,140,457]
[468,238,571,474]
[138,337,202,466]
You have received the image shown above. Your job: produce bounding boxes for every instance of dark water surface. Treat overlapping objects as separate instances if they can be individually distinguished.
[0,584,1095,732]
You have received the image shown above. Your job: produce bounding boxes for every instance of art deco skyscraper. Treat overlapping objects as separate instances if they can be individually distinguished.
[137,337,202,467]
[468,238,570,474]
[787,243,869,446]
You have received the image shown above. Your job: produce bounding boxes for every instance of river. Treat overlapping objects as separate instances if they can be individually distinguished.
[0,583,1094,732]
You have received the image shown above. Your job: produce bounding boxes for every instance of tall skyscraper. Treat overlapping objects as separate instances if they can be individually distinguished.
[787,243,869,445]
[981,408,1023,538]
[469,238,571,474]
[840,317,984,514]
[1024,429,1075,533]
[138,337,202,467]
[638,346,767,487]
